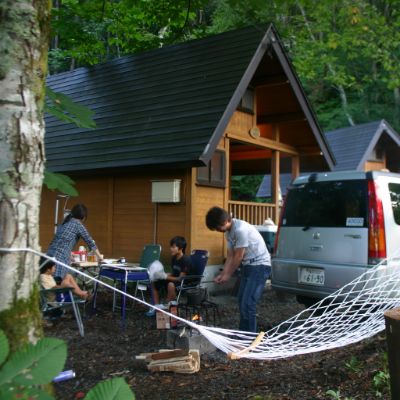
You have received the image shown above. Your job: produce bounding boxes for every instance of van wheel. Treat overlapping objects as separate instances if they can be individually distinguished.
[296,295,318,308]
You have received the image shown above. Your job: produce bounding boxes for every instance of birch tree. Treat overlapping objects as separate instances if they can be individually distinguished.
[0,0,51,350]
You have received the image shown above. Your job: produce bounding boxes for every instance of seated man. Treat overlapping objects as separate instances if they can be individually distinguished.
[146,236,193,316]
[39,258,89,300]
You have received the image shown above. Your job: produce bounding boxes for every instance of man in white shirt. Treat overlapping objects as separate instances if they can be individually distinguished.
[206,206,271,332]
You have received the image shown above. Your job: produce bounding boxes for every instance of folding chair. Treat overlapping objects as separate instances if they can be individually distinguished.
[40,286,85,337]
[176,249,209,303]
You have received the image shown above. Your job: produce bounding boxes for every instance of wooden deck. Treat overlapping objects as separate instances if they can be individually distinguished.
[228,200,278,225]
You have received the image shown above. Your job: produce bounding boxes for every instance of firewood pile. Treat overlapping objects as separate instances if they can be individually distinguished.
[136,349,200,374]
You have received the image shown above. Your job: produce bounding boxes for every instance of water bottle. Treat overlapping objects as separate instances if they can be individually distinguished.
[79,246,87,262]
[53,370,76,382]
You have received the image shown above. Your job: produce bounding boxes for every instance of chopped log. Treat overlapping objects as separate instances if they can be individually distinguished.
[138,349,200,374]
[384,307,400,400]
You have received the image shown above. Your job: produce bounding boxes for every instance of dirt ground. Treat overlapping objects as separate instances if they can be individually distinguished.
[45,284,390,400]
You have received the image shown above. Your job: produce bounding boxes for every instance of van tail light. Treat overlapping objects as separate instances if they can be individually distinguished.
[368,180,386,264]
[273,195,288,256]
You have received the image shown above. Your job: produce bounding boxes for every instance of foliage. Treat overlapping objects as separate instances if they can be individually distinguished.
[48,1,400,133]
[0,329,66,399]
[84,377,135,400]
[44,83,98,196]
[326,389,354,400]
[344,355,361,374]
[43,85,97,195]
[373,371,390,398]
[208,0,400,132]
[372,352,390,398]
[0,330,135,400]
[43,170,78,197]
[45,87,96,129]
[49,0,210,72]
[231,175,265,202]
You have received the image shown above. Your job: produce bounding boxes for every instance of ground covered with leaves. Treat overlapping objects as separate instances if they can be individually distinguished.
[45,285,390,400]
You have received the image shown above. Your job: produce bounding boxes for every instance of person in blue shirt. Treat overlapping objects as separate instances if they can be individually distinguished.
[46,204,103,279]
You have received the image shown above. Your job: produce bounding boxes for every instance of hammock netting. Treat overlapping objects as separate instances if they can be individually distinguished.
[2,248,400,361]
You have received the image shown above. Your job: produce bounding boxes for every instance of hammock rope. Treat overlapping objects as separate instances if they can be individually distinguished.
[1,247,400,360]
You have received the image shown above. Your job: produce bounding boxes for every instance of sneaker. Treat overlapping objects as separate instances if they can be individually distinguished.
[145,309,156,317]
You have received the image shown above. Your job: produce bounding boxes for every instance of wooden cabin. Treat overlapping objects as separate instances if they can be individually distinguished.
[325,120,400,172]
[257,119,400,198]
[41,24,334,265]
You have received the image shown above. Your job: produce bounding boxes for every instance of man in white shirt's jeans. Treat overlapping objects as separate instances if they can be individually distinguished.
[206,206,271,332]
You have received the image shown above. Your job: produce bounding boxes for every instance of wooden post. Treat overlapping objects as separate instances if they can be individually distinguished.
[271,150,280,225]
[271,125,280,225]
[291,155,300,179]
[384,307,400,400]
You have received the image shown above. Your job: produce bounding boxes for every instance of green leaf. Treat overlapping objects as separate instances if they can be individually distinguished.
[45,86,96,129]
[0,330,9,367]
[23,386,55,400]
[43,170,79,196]
[0,385,55,400]
[84,377,135,400]
[0,338,66,386]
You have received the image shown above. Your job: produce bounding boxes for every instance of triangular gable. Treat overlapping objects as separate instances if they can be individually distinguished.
[202,24,334,169]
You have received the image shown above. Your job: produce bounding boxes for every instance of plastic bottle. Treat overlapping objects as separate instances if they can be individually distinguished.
[79,246,87,262]
[53,370,76,382]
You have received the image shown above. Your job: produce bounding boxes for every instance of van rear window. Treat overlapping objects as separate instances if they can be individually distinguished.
[389,183,400,225]
[282,180,368,228]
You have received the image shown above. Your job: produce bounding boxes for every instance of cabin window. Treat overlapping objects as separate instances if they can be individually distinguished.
[237,88,254,114]
[196,150,226,188]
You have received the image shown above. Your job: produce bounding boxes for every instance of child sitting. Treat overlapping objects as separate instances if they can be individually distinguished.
[39,258,89,300]
[146,236,193,316]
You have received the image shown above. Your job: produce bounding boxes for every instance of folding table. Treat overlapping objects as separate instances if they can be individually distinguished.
[92,263,153,325]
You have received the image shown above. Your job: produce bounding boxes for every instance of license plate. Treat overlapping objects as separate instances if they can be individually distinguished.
[299,267,325,286]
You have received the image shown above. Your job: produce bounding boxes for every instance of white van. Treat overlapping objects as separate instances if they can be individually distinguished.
[272,171,400,306]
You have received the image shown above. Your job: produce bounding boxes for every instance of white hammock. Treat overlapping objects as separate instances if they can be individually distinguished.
[2,248,399,361]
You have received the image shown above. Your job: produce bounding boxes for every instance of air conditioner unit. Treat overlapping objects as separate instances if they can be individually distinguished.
[151,180,181,203]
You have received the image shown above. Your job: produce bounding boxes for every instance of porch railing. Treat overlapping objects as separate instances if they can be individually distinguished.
[228,200,277,226]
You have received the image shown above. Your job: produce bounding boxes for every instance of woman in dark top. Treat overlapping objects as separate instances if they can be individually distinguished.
[147,236,192,316]
[46,204,103,278]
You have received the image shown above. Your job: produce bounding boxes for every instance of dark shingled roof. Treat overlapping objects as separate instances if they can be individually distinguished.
[325,120,400,171]
[45,26,267,172]
[45,24,333,173]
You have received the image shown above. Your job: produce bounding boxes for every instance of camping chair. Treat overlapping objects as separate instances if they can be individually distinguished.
[176,249,209,303]
[40,286,85,337]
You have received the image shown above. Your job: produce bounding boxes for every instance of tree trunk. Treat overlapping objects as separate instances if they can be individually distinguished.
[0,0,51,351]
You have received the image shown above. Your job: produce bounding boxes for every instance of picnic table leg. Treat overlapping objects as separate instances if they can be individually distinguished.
[121,273,128,328]
[384,307,400,400]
